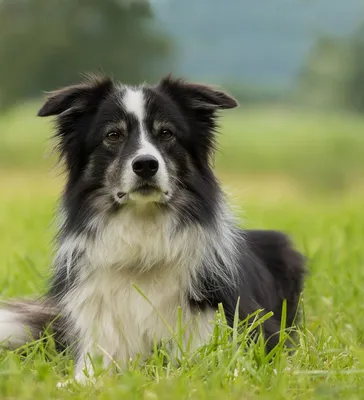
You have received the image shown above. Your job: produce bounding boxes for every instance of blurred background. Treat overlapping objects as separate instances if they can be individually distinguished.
[1,3,364,392]
[1,0,364,203]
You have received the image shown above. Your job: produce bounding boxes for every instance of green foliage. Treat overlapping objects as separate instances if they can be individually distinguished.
[1,173,364,398]
[1,102,364,397]
[217,108,364,192]
[0,0,172,109]
[221,83,284,106]
[299,25,364,112]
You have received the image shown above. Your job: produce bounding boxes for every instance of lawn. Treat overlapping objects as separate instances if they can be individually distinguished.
[0,104,364,399]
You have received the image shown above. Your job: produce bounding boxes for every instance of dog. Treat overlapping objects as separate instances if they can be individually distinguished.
[0,75,305,384]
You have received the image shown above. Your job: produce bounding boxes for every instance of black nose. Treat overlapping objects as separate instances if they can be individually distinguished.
[132,155,159,179]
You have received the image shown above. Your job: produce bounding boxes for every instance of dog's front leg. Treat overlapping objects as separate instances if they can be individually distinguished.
[74,346,97,385]
[75,337,118,384]
[57,340,112,388]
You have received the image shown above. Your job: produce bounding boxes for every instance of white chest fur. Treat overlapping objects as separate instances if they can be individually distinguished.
[57,207,216,378]
[65,269,203,364]
[68,206,207,272]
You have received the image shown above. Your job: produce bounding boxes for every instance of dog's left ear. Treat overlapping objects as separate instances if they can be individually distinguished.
[158,75,238,110]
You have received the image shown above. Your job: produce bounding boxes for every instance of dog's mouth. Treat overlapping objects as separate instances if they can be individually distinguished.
[132,184,161,196]
[115,184,169,204]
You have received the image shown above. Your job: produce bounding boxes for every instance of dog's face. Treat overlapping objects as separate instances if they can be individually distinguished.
[38,75,237,222]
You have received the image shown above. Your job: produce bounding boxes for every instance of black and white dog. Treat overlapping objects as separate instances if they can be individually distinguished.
[0,75,305,383]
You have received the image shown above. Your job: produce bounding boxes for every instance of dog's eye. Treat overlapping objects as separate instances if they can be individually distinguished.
[158,128,174,141]
[105,131,122,143]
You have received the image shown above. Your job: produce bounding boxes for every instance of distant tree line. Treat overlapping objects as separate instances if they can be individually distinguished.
[299,23,364,113]
[0,0,172,110]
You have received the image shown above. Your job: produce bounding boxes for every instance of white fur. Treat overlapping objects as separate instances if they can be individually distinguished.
[65,268,216,381]
[0,193,240,385]
[121,88,170,199]
[122,88,145,122]
[0,309,31,349]
[56,201,240,382]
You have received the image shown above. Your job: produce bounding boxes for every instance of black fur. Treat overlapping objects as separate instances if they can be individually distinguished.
[190,229,305,351]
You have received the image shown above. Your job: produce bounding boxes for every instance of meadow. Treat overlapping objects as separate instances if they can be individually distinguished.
[0,102,364,399]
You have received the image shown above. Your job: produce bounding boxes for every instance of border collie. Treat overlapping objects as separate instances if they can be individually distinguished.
[0,75,305,384]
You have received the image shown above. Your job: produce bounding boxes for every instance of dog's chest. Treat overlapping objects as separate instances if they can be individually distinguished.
[84,209,204,271]
[66,268,188,363]
[61,210,211,363]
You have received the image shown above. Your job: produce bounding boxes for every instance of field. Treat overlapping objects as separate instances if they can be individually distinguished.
[1,103,364,399]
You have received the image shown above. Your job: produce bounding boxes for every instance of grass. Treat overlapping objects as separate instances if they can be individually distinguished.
[1,104,364,398]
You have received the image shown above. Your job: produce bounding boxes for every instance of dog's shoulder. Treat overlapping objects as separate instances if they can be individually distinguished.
[189,228,305,329]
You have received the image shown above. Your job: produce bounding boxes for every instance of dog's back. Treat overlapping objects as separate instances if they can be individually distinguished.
[244,230,305,348]
[245,230,305,325]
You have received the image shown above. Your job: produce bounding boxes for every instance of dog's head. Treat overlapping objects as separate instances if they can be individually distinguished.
[38,74,237,224]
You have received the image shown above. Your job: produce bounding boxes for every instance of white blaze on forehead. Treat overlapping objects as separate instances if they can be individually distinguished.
[122,88,145,122]
[120,86,170,194]
[122,87,160,158]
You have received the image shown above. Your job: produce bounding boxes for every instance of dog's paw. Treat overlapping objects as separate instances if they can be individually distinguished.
[56,374,96,389]
[56,380,73,389]
[75,371,96,385]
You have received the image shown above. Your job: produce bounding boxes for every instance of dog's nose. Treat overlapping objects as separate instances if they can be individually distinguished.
[132,155,159,179]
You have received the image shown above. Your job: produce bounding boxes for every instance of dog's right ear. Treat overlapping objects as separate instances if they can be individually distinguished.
[37,75,114,117]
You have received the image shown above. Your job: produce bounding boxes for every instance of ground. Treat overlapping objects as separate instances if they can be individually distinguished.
[0,104,364,399]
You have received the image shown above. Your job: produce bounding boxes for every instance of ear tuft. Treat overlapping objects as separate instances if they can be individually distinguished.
[37,75,114,117]
[159,75,238,110]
